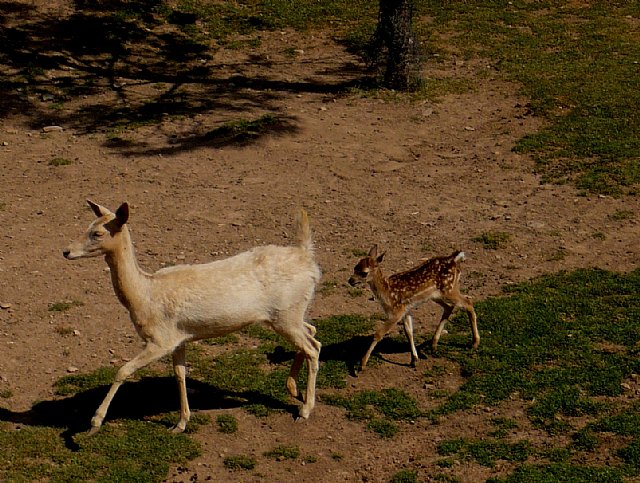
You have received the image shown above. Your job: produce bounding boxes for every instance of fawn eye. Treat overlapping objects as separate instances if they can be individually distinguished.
[91,231,104,240]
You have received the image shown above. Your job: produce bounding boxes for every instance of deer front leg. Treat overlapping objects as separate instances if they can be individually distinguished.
[403,314,419,368]
[171,344,191,433]
[361,313,404,370]
[89,342,170,435]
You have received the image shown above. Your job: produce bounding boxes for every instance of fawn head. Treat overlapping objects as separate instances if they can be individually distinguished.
[348,245,385,287]
[63,200,129,260]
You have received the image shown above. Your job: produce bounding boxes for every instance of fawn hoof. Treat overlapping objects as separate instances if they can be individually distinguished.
[171,424,186,434]
[87,425,101,436]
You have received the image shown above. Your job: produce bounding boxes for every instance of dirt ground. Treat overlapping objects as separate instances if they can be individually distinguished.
[1,2,639,482]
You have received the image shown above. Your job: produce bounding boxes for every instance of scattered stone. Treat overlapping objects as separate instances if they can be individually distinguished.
[67,366,79,373]
[42,125,64,133]
[0,303,12,310]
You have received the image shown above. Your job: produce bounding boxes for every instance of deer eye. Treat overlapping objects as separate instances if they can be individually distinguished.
[91,231,105,240]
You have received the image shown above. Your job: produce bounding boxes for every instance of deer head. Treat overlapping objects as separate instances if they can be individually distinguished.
[63,200,129,259]
[348,245,385,287]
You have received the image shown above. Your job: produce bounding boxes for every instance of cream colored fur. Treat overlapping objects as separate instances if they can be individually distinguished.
[64,200,321,434]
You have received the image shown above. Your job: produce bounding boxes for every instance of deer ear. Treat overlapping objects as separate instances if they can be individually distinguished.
[377,251,386,263]
[114,202,129,227]
[87,199,110,217]
[368,245,378,258]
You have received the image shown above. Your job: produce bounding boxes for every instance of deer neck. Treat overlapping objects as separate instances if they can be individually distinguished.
[104,227,150,314]
[367,268,396,310]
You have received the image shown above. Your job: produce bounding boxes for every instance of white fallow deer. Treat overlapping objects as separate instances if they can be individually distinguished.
[348,245,479,370]
[63,200,321,435]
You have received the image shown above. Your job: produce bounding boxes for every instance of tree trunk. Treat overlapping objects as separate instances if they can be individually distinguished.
[373,0,417,90]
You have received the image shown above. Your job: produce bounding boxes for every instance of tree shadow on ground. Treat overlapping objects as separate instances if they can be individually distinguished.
[0,0,369,154]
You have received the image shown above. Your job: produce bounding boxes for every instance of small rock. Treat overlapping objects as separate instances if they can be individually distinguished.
[73,330,81,336]
[42,125,64,133]
[67,366,79,373]
[0,303,12,310]
[464,126,475,131]
[1,141,8,146]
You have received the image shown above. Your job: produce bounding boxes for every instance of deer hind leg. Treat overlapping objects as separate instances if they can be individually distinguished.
[403,314,419,368]
[89,341,172,435]
[171,344,191,433]
[431,302,454,352]
[273,314,321,421]
[285,322,318,399]
[361,311,405,370]
[461,295,480,349]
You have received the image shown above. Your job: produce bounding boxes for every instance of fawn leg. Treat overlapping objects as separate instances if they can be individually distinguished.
[361,313,404,370]
[403,314,419,367]
[431,303,454,352]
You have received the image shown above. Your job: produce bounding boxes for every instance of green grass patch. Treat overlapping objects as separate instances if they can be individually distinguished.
[421,2,640,195]
[54,366,118,396]
[432,268,640,422]
[216,413,238,434]
[48,157,73,166]
[168,0,377,43]
[188,347,291,417]
[472,231,512,250]
[48,300,84,312]
[155,411,211,434]
[488,462,625,483]
[0,420,200,482]
[223,454,257,471]
[438,437,532,468]
[314,314,378,389]
[608,209,635,222]
[390,469,418,483]
[489,417,519,439]
[263,444,300,460]
[323,388,422,437]
[429,267,640,480]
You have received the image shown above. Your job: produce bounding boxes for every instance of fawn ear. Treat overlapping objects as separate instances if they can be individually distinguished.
[114,202,129,227]
[377,251,386,263]
[87,199,110,217]
[368,245,378,258]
